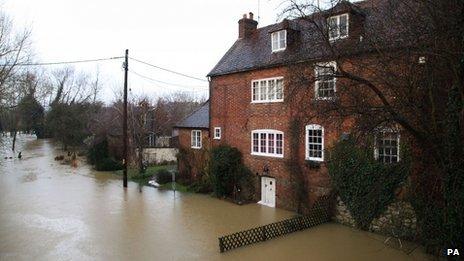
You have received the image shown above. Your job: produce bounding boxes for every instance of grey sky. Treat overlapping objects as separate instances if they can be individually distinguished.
[3,0,286,102]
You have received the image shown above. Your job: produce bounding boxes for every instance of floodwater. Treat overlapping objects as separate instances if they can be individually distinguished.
[0,135,432,261]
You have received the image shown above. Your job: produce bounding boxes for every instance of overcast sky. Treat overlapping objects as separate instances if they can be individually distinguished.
[3,0,287,103]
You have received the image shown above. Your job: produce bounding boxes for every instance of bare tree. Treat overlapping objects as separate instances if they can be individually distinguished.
[0,11,32,108]
[281,0,463,253]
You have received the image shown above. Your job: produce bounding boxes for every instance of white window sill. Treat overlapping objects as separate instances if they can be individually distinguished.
[251,99,284,104]
[329,35,349,42]
[272,48,286,53]
[306,157,324,162]
[191,146,202,149]
[251,152,284,158]
[314,97,336,101]
[213,137,221,140]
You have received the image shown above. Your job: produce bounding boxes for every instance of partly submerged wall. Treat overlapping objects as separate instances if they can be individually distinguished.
[333,197,417,239]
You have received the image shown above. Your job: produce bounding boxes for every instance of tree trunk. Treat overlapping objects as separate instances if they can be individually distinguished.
[11,130,17,151]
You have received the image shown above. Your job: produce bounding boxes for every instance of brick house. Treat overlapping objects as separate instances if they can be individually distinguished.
[178,0,410,211]
[173,101,210,182]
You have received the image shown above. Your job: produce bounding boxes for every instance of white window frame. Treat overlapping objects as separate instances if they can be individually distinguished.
[191,130,202,149]
[374,129,400,163]
[251,77,284,103]
[305,124,324,161]
[271,30,287,52]
[214,127,221,140]
[315,61,337,100]
[328,13,349,41]
[148,132,155,147]
[251,129,284,158]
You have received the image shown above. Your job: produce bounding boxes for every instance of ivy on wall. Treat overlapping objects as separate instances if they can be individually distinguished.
[328,136,411,229]
[209,145,255,201]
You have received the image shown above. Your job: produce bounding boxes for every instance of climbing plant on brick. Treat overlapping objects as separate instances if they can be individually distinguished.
[328,136,411,229]
[210,145,255,200]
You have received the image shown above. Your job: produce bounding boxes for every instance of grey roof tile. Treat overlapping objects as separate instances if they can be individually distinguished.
[207,0,417,77]
[174,101,209,129]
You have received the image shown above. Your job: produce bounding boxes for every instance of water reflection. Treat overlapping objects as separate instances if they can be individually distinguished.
[0,136,431,260]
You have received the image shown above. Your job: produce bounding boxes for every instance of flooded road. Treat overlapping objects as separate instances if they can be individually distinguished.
[0,135,431,260]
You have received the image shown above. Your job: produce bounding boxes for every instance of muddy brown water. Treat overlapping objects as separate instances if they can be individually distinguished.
[0,135,432,260]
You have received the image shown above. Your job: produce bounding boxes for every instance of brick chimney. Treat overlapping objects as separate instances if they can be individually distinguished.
[238,12,258,39]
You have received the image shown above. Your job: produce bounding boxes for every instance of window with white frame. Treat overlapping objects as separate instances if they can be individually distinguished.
[306,124,324,161]
[251,130,283,157]
[375,131,400,163]
[147,132,155,147]
[315,61,337,99]
[271,30,287,52]
[214,127,221,139]
[191,130,202,149]
[252,77,284,103]
[328,13,349,41]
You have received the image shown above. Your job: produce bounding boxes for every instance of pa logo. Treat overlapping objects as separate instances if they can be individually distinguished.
[446,249,460,256]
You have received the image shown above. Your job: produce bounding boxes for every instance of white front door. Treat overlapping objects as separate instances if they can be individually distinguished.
[259,177,275,207]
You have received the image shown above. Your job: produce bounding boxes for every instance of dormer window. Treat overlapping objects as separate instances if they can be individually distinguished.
[328,14,349,41]
[271,30,286,52]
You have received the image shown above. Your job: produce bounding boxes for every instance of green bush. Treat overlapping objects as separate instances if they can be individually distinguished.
[87,139,109,165]
[96,157,123,171]
[328,136,410,229]
[156,169,172,184]
[209,145,254,199]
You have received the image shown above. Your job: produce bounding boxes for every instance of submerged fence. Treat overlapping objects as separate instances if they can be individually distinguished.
[218,195,332,253]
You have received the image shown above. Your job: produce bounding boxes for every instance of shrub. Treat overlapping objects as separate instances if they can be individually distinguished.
[328,136,410,229]
[87,139,109,165]
[156,169,172,184]
[209,145,254,199]
[96,157,123,171]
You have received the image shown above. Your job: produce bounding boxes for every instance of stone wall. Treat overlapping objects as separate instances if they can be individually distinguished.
[333,197,417,239]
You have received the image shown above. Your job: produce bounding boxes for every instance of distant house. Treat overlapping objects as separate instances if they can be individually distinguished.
[173,101,210,182]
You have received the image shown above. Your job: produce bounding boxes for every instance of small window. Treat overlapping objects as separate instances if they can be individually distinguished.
[251,130,284,158]
[306,124,324,161]
[375,131,400,163]
[315,61,337,100]
[191,130,202,149]
[251,77,284,103]
[147,133,155,147]
[328,13,349,41]
[214,127,221,140]
[271,30,286,52]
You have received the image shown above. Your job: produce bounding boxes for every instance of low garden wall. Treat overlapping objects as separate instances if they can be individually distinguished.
[143,148,178,165]
[333,196,417,239]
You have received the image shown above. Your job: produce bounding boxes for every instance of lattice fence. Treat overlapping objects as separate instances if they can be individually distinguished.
[218,195,332,252]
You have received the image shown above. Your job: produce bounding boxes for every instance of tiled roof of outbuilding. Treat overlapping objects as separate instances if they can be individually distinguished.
[174,101,209,129]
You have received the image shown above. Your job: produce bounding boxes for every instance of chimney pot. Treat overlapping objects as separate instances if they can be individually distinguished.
[238,12,258,39]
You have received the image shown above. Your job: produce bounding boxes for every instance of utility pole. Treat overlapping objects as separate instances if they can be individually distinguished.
[123,49,129,188]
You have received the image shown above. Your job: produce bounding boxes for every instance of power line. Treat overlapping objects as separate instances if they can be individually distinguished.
[129,70,208,89]
[0,56,124,66]
[129,57,208,82]
[130,71,209,95]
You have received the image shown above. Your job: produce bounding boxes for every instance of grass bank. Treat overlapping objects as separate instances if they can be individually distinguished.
[113,164,177,184]
[158,182,190,192]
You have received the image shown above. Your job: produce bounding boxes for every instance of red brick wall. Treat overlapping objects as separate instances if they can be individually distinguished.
[210,64,356,211]
[177,128,210,182]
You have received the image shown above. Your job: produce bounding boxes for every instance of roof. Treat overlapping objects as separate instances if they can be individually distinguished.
[174,101,209,129]
[208,0,420,77]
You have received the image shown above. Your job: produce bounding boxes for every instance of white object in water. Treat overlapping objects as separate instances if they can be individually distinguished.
[148,180,160,188]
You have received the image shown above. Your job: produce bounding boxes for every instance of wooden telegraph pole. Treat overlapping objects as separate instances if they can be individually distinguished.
[123,49,129,188]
